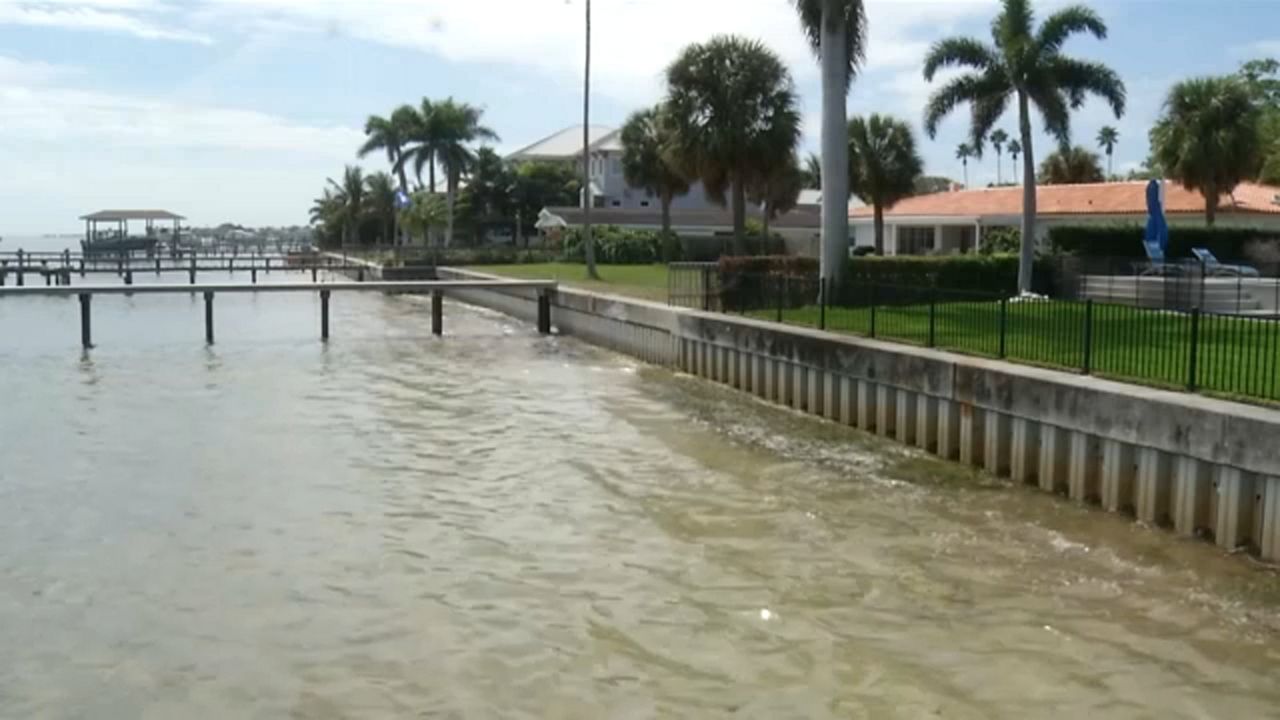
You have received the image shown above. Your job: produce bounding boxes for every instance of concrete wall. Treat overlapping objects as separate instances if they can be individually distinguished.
[436,266,1280,562]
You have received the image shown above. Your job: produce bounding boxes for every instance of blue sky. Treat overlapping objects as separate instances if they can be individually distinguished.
[0,0,1277,234]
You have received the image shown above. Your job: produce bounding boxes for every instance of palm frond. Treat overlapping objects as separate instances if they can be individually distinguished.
[923,71,1011,137]
[1036,5,1107,54]
[793,0,867,89]
[923,37,997,80]
[1046,57,1126,116]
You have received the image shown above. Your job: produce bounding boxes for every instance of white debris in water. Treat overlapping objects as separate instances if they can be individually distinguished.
[1048,531,1090,554]
[759,608,773,621]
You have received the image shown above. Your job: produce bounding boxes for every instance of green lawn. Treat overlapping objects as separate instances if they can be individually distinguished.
[748,299,1280,403]
[467,263,669,302]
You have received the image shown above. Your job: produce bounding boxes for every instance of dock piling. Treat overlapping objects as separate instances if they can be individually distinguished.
[78,293,92,348]
[203,291,214,344]
[538,291,551,334]
[320,289,330,340]
[431,290,443,335]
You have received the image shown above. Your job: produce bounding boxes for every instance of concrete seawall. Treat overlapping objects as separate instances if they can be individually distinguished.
[438,266,1280,562]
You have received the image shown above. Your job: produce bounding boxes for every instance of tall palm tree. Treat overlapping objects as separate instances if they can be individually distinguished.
[308,188,344,248]
[363,171,397,245]
[620,104,691,241]
[849,114,924,254]
[1007,138,1022,181]
[923,0,1126,292]
[1038,145,1105,184]
[430,98,499,247]
[1151,77,1262,226]
[326,165,365,248]
[665,35,801,255]
[358,105,417,191]
[956,143,974,186]
[794,0,867,282]
[398,98,443,192]
[989,129,1009,184]
[1096,125,1119,178]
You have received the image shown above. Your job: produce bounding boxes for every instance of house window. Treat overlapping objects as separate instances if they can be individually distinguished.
[610,200,621,207]
[611,157,621,174]
[640,200,650,208]
[593,195,606,209]
[898,226,935,255]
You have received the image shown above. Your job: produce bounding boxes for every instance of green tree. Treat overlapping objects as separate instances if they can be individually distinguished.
[803,152,822,189]
[511,161,582,245]
[620,104,691,240]
[363,171,397,245]
[848,114,923,254]
[398,98,442,192]
[398,191,447,245]
[665,35,801,255]
[429,98,499,247]
[793,0,867,283]
[1236,58,1280,185]
[989,128,1009,184]
[1151,76,1262,226]
[956,143,974,186]
[358,105,418,191]
[326,165,365,248]
[459,147,515,236]
[1007,138,1022,181]
[1038,145,1105,184]
[749,154,806,239]
[913,175,956,194]
[1096,125,1119,177]
[924,0,1126,292]
[308,188,344,249]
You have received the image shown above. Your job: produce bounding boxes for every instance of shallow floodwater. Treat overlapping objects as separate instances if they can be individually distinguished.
[1,278,1279,718]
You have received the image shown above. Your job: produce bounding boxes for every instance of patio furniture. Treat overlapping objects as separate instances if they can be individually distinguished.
[1190,247,1261,278]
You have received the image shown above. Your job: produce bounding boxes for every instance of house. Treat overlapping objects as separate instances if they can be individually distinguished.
[849,181,1280,256]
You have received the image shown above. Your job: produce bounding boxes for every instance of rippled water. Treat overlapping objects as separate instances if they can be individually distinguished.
[2,278,1279,718]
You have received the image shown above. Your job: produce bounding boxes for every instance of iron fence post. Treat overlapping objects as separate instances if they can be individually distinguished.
[701,266,711,312]
[869,283,877,338]
[998,297,1008,358]
[819,278,827,331]
[928,289,937,348]
[775,276,784,323]
[1082,299,1094,375]
[1187,308,1201,391]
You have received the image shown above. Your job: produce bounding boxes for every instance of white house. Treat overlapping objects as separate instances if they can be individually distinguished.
[850,181,1280,255]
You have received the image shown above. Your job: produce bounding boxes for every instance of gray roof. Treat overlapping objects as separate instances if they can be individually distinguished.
[80,209,185,221]
[506,125,616,161]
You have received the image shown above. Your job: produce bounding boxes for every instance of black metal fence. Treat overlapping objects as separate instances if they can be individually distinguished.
[668,264,1280,404]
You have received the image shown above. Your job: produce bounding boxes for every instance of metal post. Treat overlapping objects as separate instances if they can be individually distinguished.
[998,297,1008,358]
[203,291,214,344]
[16,266,23,287]
[869,284,877,338]
[79,293,92,348]
[189,257,196,285]
[155,257,161,275]
[1187,308,1201,391]
[537,290,552,334]
[1082,299,1094,374]
[819,278,827,330]
[79,259,85,278]
[251,268,257,284]
[701,266,711,312]
[311,267,318,283]
[320,289,330,340]
[431,290,443,335]
[124,269,133,286]
[928,290,937,347]
[775,276,784,323]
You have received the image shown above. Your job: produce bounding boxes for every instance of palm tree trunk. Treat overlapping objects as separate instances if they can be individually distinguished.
[818,3,849,284]
[873,203,884,255]
[1107,151,1113,178]
[394,151,409,192]
[732,177,747,256]
[661,192,672,236]
[996,150,1002,185]
[963,160,968,187]
[428,157,436,195]
[582,0,599,279]
[1016,89,1037,294]
[1205,189,1218,227]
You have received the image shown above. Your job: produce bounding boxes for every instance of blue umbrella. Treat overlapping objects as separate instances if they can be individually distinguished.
[1143,179,1169,259]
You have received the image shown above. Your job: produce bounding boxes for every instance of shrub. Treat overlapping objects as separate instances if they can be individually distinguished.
[717,255,819,311]
[846,255,1021,292]
[401,248,559,266]
[561,225,665,264]
[1048,225,1280,260]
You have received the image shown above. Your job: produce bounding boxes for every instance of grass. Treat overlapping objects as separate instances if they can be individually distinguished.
[745,299,1280,404]
[466,263,669,302]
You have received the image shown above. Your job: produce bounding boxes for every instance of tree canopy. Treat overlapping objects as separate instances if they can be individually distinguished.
[1038,145,1105,184]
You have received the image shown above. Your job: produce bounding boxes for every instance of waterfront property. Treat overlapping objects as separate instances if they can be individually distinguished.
[80,209,186,255]
[852,181,1280,255]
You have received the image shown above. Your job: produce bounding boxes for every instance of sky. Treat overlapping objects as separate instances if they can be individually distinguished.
[0,0,1277,234]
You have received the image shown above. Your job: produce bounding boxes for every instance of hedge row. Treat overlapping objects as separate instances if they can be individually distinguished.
[1048,225,1280,260]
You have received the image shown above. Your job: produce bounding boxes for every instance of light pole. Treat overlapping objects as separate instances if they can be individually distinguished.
[582,0,599,279]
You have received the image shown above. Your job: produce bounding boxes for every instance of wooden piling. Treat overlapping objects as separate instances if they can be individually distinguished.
[78,293,92,348]
[537,291,551,334]
[203,291,214,344]
[431,290,443,335]
[320,289,330,340]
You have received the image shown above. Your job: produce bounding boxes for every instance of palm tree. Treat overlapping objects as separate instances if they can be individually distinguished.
[793,0,867,283]
[358,105,417,191]
[620,104,690,242]
[363,171,397,245]
[308,188,344,248]
[989,129,1009,184]
[749,155,806,240]
[430,98,499,247]
[956,143,974,186]
[1152,77,1262,226]
[326,165,365,248]
[923,0,1126,292]
[1038,145,1105,184]
[849,114,924,254]
[803,152,822,189]
[582,0,598,278]
[665,35,801,255]
[1007,138,1022,181]
[398,98,442,192]
[1096,125,1119,178]
[398,192,448,245]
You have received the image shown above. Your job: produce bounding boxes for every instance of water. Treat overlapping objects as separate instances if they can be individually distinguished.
[2,281,1279,718]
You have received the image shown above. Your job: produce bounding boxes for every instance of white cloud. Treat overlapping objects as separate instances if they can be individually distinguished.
[0,1,212,44]
[1236,39,1280,58]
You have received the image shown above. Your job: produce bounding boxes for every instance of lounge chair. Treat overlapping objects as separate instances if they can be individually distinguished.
[1190,247,1260,278]
[1136,239,1178,276]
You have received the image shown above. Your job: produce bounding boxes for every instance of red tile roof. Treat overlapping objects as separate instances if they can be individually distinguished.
[850,181,1280,219]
